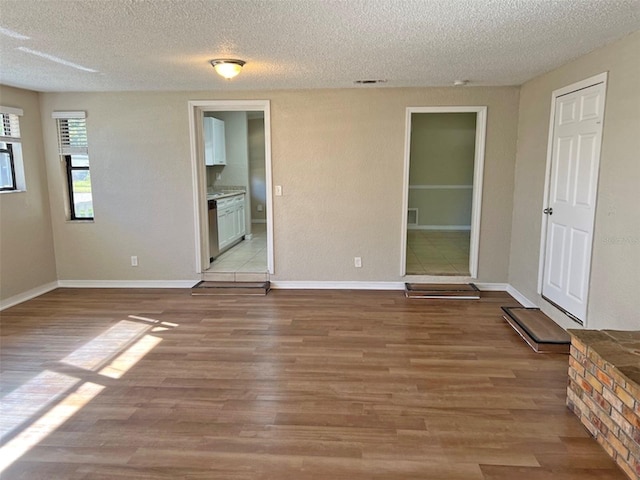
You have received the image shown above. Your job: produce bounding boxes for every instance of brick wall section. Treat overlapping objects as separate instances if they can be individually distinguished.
[567,334,640,480]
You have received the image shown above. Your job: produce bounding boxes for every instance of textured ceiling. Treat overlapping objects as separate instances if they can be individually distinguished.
[0,0,638,92]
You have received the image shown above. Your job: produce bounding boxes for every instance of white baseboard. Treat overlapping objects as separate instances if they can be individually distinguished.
[506,285,537,308]
[251,219,267,224]
[271,281,510,291]
[57,280,198,289]
[474,282,508,291]
[408,225,471,231]
[1,279,528,310]
[0,281,58,311]
[271,281,405,290]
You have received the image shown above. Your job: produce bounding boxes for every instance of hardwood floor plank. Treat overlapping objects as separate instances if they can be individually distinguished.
[0,288,627,479]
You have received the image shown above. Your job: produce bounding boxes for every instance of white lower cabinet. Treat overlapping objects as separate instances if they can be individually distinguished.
[217,194,246,251]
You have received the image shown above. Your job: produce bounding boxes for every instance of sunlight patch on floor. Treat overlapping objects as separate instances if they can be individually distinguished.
[61,320,150,371]
[0,382,104,474]
[0,370,79,440]
[99,334,163,379]
[0,315,177,472]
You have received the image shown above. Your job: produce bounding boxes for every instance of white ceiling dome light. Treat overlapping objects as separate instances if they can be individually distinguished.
[210,59,246,80]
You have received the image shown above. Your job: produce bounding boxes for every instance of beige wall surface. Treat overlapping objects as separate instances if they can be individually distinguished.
[0,85,57,301]
[408,189,473,227]
[509,31,640,330]
[39,86,519,283]
[409,113,476,184]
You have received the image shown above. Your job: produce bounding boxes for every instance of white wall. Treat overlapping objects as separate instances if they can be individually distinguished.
[0,85,57,304]
[38,87,519,284]
[509,31,640,331]
[206,111,250,191]
[248,117,266,222]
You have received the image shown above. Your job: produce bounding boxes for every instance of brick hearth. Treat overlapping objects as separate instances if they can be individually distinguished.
[567,330,640,480]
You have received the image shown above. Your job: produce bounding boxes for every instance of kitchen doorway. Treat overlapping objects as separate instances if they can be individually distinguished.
[188,100,274,276]
[400,107,487,278]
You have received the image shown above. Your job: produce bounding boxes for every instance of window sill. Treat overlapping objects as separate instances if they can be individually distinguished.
[66,219,95,224]
[0,189,26,195]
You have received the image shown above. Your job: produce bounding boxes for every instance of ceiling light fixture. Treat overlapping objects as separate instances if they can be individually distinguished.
[210,59,246,80]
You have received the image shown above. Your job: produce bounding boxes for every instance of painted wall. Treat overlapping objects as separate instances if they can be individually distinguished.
[206,111,250,192]
[509,30,640,331]
[408,112,476,227]
[38,86,519,283]
[248,117,267,222]
[0,85,57,303]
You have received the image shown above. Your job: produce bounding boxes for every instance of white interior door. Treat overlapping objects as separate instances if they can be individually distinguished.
[542,81,606,323]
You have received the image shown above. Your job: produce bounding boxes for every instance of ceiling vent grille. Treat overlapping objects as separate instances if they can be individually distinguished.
[354,79,387,85]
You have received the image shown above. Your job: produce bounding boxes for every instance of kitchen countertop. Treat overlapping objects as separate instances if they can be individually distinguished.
[207,190,245,200]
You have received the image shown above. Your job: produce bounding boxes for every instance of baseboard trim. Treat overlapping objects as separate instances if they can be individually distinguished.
[506,285,537,308]
[251,219,267,224]
[1,279,527,308]
[271,281,405,290]
[0,281,58,311]
[57,280,198,289]
[270,281,510,291]
[474,282,508,291]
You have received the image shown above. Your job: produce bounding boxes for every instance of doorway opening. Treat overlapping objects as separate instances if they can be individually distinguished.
[188,100,273,276]
[401,107,487,278]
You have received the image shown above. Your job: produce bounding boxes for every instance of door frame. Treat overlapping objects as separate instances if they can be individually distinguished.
[400,106,487,278]
[188,99,274,275]
[536,72,608,326]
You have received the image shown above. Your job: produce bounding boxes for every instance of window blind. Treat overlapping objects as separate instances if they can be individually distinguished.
[54,112,88,155]
[0,112,21,143]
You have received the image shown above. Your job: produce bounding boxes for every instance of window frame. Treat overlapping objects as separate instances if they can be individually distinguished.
[53,111,93,221]
[64,154,93,221]
[0,142,17,191]
[0,107,23,193]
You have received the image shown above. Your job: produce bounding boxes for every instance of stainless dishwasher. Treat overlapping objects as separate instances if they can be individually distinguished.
[208,199,220,261]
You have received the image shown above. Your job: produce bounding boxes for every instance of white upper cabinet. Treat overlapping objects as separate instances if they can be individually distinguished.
[203,117,226,166]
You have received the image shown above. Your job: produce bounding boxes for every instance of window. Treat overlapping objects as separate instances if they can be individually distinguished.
[0,107,23,191]
[53,111,93,220]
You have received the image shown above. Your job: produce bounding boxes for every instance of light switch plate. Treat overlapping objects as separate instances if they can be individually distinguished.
[275,185,282,196]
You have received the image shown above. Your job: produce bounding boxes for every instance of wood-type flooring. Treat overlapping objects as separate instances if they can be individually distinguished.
[0,288,626,479]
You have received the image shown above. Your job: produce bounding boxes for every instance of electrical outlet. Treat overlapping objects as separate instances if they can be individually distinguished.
[354,257,362,268]
[257,204,263,212]
[131,256,138,267]
[275,185,282,196]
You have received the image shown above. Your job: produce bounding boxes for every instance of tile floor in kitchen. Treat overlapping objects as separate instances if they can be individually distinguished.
[207,223,267,273]
[406,230,470,276]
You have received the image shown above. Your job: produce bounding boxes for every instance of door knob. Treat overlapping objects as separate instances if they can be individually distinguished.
[543,207,553,215]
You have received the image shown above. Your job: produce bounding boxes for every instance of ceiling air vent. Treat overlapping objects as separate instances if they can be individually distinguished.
[354,79,387,85]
